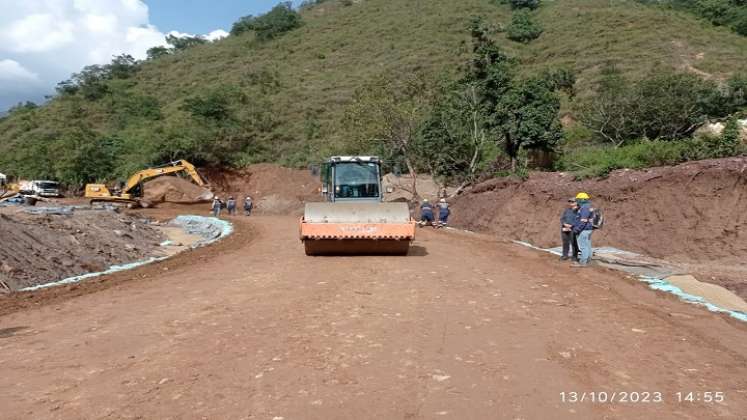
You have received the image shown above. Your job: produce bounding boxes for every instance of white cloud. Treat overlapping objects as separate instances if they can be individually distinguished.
[3,14,76,53]
[0,59,39,82]
[205,29,229,42]
[0,0,226,110]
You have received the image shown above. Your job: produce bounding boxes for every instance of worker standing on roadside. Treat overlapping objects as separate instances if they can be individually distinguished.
[420,198,434,226]
[437,198,450,227]
[244,196,253,216]
[212,197,222,218]
[560,198,579,261]
[226,196,237,216]
[572,192,594,267]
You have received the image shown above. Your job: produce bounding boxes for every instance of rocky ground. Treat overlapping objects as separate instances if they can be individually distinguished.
[0,207,164,291]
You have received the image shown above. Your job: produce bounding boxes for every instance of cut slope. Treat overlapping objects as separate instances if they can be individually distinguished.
[450,157,747,295]
[452,157,747,262]
[205,164,322,215]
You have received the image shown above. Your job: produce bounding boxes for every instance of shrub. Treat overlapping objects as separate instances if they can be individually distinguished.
[166,34,207,51]
[734,10,747,35]
[638,0,747,37]
[506,10,543,43]
[231,2,302,41]
[493,0,541,9]
[509,0,541,9]
[146,46,170,60]
[579,66,734,146]
[557,134,745,179]
[714,117,743,156]
[182,87,241,121]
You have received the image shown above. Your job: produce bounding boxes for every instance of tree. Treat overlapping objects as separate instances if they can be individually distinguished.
[634,71,723,139]
[108,54,138,79]
[464,19,563,169]
[734,10,747,35]
[580,66,733,146]
[465,18,515,110]
[166,34,207,51]
[8,101,38,114]
[578,65,638,147]
[230,2,302,41]
[175,85,275,166]
[182,88,237,122]
[343,74,434,200]
[493,76,563,168]
[417,82,491,191]
[147,46,170,60]
[506,9,543,43]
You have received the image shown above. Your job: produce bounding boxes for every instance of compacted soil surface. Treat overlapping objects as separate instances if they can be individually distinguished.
[0,211,745,419]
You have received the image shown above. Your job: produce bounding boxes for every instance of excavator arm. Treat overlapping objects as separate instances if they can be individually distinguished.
[85,159,208,206]
[121,160,206,195]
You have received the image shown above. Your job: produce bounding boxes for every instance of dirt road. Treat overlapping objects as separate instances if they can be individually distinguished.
[1,215,745,419]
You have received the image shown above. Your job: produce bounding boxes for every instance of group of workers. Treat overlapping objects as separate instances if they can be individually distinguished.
[214,190,595,266]
[560,192,595,267]
[417,191,597,267]
[211,195,253,218]
[419,198,450,228]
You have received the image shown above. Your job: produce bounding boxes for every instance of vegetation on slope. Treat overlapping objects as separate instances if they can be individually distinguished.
[1,0,746,188]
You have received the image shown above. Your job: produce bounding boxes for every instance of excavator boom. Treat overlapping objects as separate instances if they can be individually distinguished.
[85,159,208,207]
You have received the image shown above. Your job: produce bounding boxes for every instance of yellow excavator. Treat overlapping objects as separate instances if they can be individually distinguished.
[85,160,207,207]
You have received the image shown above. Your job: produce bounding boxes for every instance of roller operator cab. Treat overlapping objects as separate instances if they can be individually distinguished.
[300,156,416,256]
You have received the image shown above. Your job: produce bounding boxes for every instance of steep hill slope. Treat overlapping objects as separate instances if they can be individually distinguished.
[1,0,747,182]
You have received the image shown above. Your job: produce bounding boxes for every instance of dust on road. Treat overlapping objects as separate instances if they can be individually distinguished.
[0,215,745,419]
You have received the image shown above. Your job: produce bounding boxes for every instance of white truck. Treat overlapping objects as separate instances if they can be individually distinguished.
[19,180,62,197]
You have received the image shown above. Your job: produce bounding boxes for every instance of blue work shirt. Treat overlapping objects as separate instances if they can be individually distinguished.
[421,203,434,215]
[560,208,576,228]
[573,203,594,233]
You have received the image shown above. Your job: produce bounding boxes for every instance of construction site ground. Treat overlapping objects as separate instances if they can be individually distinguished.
[1,209,746,419]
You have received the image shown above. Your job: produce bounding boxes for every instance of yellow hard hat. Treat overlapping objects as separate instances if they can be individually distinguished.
[576,192,590,200]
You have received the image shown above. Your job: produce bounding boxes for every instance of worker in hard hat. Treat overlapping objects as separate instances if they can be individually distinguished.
[560,197,579,261]
[419,198,434,226]
[226,196,237,216]
[211,196,223,218]
[572,192,594,267]
[437,198,450,227]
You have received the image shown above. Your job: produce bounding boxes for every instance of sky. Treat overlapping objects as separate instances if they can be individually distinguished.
[0,0,294,112]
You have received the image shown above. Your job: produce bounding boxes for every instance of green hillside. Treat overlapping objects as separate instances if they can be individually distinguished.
[1,0,747,185]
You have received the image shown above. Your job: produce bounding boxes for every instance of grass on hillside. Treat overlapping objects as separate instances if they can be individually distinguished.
[1,0,747,183]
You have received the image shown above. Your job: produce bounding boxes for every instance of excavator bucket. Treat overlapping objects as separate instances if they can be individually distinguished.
[300,202,416,256]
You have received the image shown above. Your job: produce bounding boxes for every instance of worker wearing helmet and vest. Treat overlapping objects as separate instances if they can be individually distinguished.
[572,192,594,267]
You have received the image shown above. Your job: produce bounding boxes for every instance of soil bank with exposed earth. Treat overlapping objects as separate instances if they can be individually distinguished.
[450,157,747,298]
[0,207,165,291]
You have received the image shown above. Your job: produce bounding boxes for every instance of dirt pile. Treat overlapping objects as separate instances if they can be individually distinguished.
[142,176,213,205]
[204,164,321,215]
[0,207,165,291]
[382,173,456,202]
[451,156,747,267]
